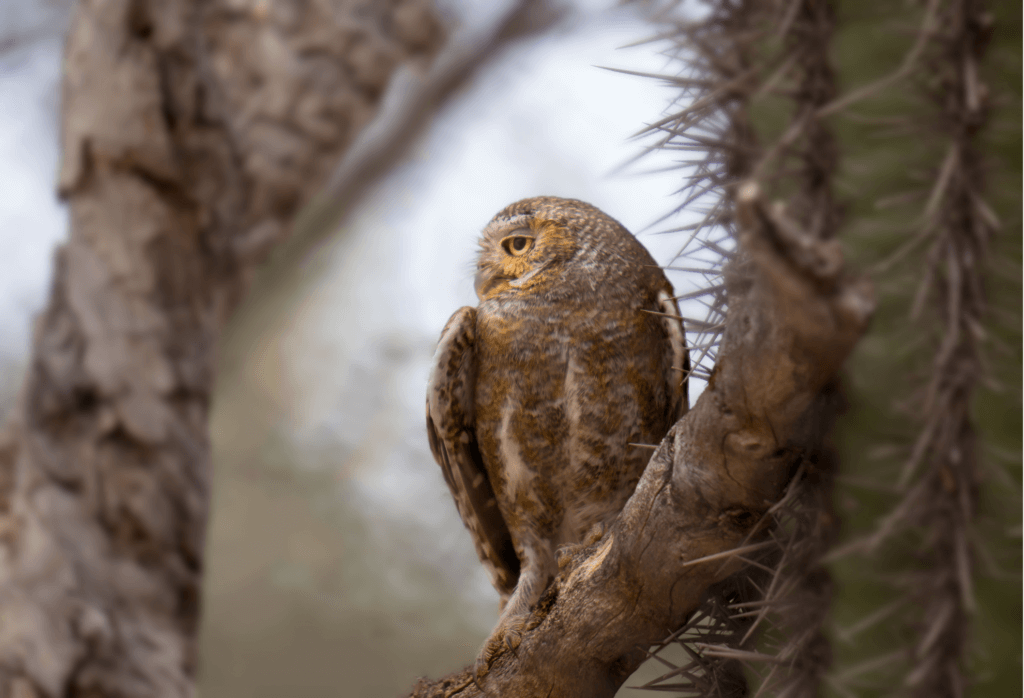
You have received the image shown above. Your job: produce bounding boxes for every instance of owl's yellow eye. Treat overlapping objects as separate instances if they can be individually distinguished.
[501,235,534,257]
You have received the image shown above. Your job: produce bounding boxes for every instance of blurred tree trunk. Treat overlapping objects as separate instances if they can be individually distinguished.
[0,1,442,696]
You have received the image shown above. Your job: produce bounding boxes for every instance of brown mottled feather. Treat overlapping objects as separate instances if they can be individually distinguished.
[426,307,520,597]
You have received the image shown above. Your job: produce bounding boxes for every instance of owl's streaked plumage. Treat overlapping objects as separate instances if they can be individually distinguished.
[426,196,689,672]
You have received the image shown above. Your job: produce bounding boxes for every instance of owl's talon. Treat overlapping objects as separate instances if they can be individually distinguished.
[504,627,522,651]
[475,615,527,680]
[473,641,500,683]
[472,657,490,683]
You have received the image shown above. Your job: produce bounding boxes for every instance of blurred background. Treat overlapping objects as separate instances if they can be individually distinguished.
[0,0,709,695]
[0,0,1019,696]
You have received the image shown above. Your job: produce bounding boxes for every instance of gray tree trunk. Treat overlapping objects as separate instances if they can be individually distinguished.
[0,1,441,695]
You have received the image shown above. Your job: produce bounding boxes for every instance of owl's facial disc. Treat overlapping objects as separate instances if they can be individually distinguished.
[475,230,531,298]
[475,216,578,300]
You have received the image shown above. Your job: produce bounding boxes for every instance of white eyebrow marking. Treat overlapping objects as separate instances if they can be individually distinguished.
[483,214,532,238]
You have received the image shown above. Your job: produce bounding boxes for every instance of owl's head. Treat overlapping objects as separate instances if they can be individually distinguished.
[473,196,659,303]
[473,206,578,300]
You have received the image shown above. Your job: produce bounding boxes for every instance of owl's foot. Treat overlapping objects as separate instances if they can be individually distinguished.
[473,614,528,680]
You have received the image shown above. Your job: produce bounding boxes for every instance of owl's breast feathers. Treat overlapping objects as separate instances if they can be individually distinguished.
[471,286,682,544]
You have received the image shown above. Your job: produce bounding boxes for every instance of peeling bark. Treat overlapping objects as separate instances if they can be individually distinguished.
[409,185,873,697]
[0,1,443,696]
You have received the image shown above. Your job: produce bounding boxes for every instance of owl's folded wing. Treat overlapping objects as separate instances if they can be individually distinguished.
[657,290,691,420]
[426,306,520,599]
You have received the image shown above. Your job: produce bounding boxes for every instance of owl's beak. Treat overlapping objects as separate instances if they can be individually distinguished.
[474,268,493,298]
[474,268,508,299]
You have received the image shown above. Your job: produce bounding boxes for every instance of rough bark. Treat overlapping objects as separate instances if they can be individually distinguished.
[409,184,874,697]
[0,1,443,696]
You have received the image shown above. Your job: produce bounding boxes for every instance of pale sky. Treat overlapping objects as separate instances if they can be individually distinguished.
[0,0,70,367]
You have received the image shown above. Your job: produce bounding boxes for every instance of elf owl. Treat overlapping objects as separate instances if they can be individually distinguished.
[426,196,689,674]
